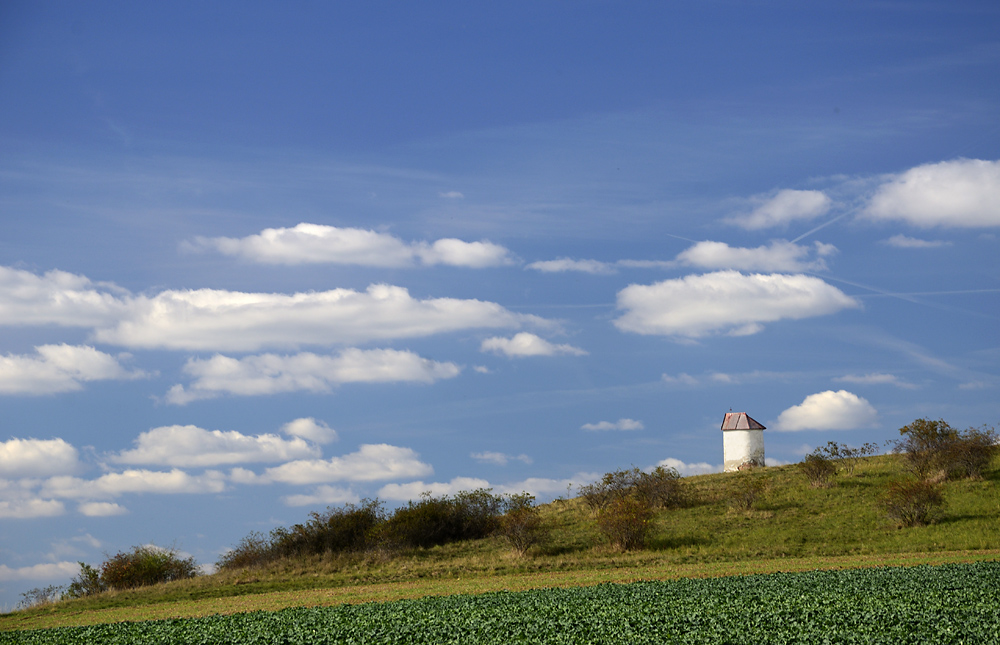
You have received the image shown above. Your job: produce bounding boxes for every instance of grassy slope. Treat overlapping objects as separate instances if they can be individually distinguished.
[3,454,998,631]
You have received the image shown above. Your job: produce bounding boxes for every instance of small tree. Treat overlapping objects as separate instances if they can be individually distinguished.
[814,441,879,475]
[17,585,65,609]
[950,424,998,479]
[879,479,945,527]
[596,496,652,551]
[893,418,960,480]
[65,562,104,598]
[497,493,547,556]
[798,452,836,488]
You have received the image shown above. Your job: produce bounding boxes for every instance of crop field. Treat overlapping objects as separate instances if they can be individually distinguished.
[4,561,998,644]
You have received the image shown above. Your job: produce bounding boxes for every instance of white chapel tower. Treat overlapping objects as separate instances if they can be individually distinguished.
[721,412,766,472]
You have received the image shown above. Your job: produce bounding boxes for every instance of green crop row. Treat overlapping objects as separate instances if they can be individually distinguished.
[5,561,998,644]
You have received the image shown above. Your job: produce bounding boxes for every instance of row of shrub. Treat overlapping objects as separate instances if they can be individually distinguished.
[217,490,544,571]
[63,545,198,599]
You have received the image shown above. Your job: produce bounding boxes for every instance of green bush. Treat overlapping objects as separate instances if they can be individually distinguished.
[379,489,507,549]
[497,493,547,556]
[893,418,998,480]
[579,466,684,512]
[798,452,837,488]
[216,532,273,571]
[879,479,945,527]
[596,496,652,551]
[66,545,197,596]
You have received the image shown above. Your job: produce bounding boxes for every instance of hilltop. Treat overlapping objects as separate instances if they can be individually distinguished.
[3,453,998,631]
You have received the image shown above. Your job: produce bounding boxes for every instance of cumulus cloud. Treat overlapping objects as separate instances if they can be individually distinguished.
[0,498,66,519]
[480,333,587,358]
[675,240,837,272]
[470,451,532,466]
[726,189,832,229]
[526,258,615,274]
[0,267,126,328]
[0,438,80,478]
[775,390,878,431]
[186,223,514,267]
[41,469,227,500]
[581,418,644,432]
[378,476,492,501]
[656,458,720,476]
[282,485,359,507]
[0,561,80,582]
[881,234,952,248]
[78,502,128,517]
[259,444,433,485]
[0,344,148,395]
[0,268,542,352]
[282,418,338,444]
[97,284,535,352]
[110,425,320,467]
[614,271,860,338]
[863,159,1000,228]
[165,348,462,404]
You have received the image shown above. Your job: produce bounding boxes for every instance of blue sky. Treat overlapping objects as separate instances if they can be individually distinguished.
[1,1,999,606]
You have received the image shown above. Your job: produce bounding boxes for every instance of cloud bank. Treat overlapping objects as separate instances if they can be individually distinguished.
[0,344,147,395]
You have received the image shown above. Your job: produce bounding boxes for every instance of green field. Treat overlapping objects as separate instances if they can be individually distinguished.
[2,453,998,639]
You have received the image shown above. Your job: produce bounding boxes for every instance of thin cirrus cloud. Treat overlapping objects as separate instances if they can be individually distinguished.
[614,271,860,339]
[526,258,616,274]
[0,344,148,395]
[581,418,644,431]
[863,158,1000,228]
[480,332,587,357]
[0,266,542,352]
[675,240,838,273]
[185,222,516,267]
[470,451,533,466]
[109,424,322,468]
[725,189,833,230]
[165,348,462,404]
[834,373,917,389]
[774,390,879,431]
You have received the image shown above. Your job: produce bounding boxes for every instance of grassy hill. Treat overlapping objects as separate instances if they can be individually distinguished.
[3,453,998,631]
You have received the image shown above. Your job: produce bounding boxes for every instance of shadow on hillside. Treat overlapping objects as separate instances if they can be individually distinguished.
[648,534,711,551]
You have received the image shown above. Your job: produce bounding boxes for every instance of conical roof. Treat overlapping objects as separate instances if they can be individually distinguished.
[720,412,766,431]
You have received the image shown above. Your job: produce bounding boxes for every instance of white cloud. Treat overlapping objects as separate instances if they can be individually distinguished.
[0,344,147,395]
[1,267,544,352]
[0,498,66,519]
[0,267,126,328]
[78,502,128,517]
[439,191,464,199]
[261,444,433,485]
[675,240,837,272]
[415,238,514,268]
[165,348,462,403]
[775,390,879,431]
[480,332,587,358]
[282,485,359,507]
[834,373,917,389]
[282,418,338,444]
[864,159,1000,228]
[186,223,514,267]
[378,477,492,501]
[614,271,860,338]
[470,451,532,466]
[110,425,320,467]
[98,283,535,352]
[581,418,644,432]
[656,458,720,476]
[661,373,699,386]
[0,438,80,478]
[526,258,615,274]
[0,561,79,582]
[496,473,602,499]
[881,234,952,249]
[726,189,832,229]
[41,469,227,500]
